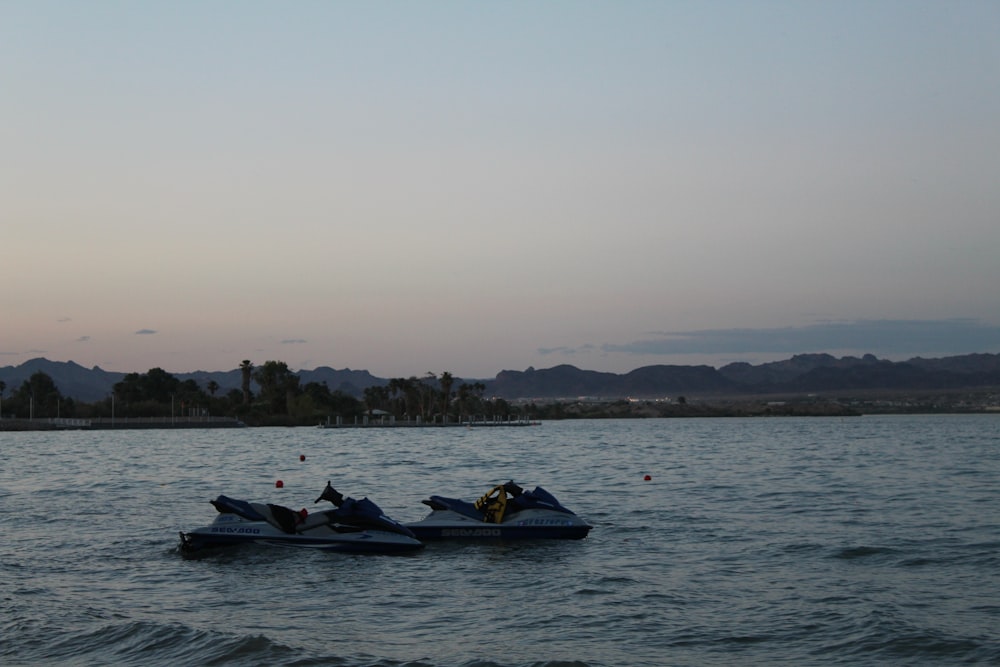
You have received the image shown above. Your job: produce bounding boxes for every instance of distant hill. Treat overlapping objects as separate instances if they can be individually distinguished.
[484,353,1000,399]
[486,363,741,398]
[0,359,127,402]
[719,353,1000,394]
[0,359,385,403]
[2,353,999,403]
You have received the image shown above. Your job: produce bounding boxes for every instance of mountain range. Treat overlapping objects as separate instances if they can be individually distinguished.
[2,353,1000,403]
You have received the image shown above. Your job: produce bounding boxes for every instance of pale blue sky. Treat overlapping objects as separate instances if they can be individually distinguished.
[3,1,999,377]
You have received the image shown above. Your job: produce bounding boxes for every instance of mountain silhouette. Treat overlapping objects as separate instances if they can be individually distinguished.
[2,353,999,403]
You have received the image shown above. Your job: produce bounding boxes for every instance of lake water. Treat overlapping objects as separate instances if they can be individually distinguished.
[1,415,998,666]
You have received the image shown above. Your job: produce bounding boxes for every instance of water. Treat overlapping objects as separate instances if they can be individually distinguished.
[1,415,998,666]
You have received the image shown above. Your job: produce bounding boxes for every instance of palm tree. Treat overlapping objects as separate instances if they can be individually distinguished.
[253,360,300,414]
[402,377,421,420]
[387,378,406,416]
[421,373,437,421]
[363,385,390,414]
[455,381,484,422]
[239,360,253,404]
[439,371,454,424]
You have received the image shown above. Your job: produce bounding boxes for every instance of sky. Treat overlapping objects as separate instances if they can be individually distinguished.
[3,1,999,379]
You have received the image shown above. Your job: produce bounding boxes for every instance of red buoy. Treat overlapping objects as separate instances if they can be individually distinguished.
[275,479,284,488]
[299,454,306,462]
[644,474,652,481]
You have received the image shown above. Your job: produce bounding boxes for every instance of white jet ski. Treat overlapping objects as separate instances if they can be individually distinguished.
[406,480,592,540]
[179,481,423,554]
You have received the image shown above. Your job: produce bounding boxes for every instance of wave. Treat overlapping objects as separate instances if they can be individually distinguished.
[4,621,297,666]
[830,545,899,560]
[1,619,603,667]
[816,612,1000,664]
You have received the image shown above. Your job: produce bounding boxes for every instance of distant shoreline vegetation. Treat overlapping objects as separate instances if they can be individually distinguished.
[1,355,999,426]
[0,361,519,427]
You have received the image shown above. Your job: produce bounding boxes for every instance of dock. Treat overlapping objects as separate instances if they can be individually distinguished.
[317,415,540,428]
[0,417,245,431]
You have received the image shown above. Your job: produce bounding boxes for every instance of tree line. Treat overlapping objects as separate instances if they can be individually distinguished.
[0,360,524,426]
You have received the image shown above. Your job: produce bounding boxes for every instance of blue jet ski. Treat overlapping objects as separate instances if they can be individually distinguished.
[180,481,423,554]
[405,481,592,540]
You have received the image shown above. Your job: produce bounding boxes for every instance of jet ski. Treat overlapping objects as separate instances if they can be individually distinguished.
[179,481,423,554]
[405,480,592,540]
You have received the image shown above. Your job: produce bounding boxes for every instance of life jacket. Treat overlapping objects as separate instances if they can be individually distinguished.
[473,484,509,523]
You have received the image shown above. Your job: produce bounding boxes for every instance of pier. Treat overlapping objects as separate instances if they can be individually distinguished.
[317,415,539,428]
[0,416,245,431]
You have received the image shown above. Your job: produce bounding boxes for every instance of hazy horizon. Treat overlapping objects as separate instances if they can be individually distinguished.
[4,2,999,378]
[6,331,999,379]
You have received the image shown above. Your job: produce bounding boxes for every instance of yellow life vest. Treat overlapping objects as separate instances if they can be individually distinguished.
[473,484,509,523]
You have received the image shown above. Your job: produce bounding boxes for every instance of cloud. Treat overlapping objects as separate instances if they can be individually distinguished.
[599,319,1000,357]
[538,346,574,355]
[57,317,72,323]
[281,339,307,344]
[76,336,90,342]
[135,329,157,335]
[538,344,597,357]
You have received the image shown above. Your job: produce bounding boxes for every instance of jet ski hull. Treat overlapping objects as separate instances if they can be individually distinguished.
[180,484,424,555]
[180,512,423,554]
[406,508,592,540]
[406,484,591,540]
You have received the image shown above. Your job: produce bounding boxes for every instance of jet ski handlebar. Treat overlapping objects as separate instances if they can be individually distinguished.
[315,481,345,507]
[502,480,523,496]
